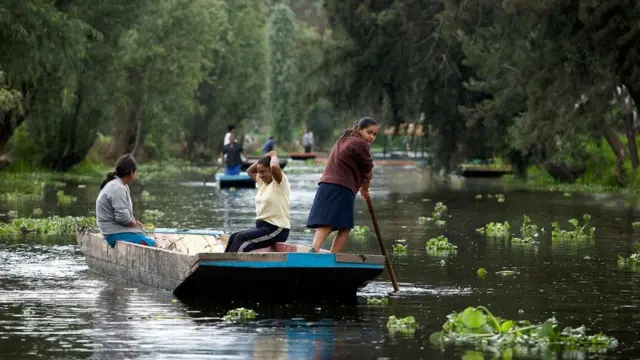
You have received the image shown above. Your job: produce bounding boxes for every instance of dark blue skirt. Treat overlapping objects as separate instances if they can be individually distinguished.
[306,182,356,230]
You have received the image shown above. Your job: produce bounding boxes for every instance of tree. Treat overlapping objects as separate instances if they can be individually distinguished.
[267,3,298,147]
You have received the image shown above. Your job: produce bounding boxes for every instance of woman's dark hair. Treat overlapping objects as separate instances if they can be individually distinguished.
[338,117,380,141]
[100,154,138,189]
[228,124,236,132]
[257,156,271,167]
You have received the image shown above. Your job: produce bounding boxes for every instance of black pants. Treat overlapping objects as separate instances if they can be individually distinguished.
[304,145,312,153]
[224,220,290,253]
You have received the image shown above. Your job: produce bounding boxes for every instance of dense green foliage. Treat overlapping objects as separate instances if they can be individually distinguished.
[3,0,640,191]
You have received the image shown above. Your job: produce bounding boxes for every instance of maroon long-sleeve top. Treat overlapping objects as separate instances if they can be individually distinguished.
[319,133,374,193]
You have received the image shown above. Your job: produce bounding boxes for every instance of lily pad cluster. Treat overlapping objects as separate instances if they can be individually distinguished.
[476,221,510,238]
[387,315,417,334]
[0,216,96,235]
[429,306,618,356]
[425,235,458,256]
[551,214,595,240]
[222,307,257,322]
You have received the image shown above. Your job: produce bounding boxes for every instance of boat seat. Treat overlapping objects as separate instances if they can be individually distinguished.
[253,242,330,253]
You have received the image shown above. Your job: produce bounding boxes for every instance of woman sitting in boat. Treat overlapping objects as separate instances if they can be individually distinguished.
[307,117,378,253]
[224,151,291,252]
[96,154,156,248]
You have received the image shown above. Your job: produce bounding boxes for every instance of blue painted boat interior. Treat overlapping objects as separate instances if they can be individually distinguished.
[216,174,253,181]
[199,253,384,269]
[151,228,226,236]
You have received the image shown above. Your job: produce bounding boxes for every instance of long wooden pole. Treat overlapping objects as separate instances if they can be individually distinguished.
[365,196,400,292]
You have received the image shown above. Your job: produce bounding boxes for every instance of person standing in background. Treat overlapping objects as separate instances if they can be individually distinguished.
[224,124,236,146]
[220,132,247,175]
[261,136,276,154]
[302,129,314,153]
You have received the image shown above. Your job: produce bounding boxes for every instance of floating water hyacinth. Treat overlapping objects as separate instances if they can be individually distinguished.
[512,215,540,244]
[477,268,487,278]
[425,235,457,256]
[393,244,408,255]
[351,225,369,237]
[420,202,448,226]
[366,297,389,306]
[143,209,165,223]
[0,216,95,235]
[552,214,594,240]
[387,315,417,334]
[429,306,618,356]
[222,308,257,322]
[56,190,77,205]
[476,221,510,238]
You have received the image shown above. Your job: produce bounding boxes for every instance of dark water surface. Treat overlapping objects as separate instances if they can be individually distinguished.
[2,163,640,359]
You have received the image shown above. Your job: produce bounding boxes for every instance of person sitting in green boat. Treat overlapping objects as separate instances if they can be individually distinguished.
[96,154,156,248]
[224,151,291,252]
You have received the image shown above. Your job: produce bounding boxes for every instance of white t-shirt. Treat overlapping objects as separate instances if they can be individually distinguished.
[255,173,291,229]
[223,132,232,146]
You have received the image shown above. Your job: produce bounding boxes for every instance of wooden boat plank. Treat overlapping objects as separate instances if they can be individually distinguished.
[196,252,287,262]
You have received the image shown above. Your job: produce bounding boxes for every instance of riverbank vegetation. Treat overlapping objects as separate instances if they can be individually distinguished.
[1,1,640,194]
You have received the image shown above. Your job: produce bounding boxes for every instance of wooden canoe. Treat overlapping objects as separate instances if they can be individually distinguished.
[289,153,317,160]
[216,174,256,189]
[76,228,385,301]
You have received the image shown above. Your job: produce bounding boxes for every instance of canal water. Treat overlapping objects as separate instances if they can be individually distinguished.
[1,162,640,359]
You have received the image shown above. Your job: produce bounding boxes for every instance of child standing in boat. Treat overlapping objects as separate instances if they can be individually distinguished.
[307,117,379,253]
[224,151,291,252]
[96,154,156,248]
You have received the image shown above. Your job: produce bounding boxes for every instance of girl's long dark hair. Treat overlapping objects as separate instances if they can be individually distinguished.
[100,154,138,189]
[338,117,380,142]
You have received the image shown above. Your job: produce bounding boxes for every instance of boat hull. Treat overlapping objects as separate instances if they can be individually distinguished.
[289,153,317,160]
[217,174,256,188]
[76,229,385,301]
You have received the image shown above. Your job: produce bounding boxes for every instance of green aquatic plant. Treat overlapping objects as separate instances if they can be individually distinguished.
[421,202,448,226]
[141,190,155,201]
[477,268,487,278]
[425,235,458,256]
[632,221,640,229]
[393,244,408,255]
[143,209,164,223]
[56,190,77,205]
[429,306,618,356]
[351,225,369,237]
[387,315,417,334]
[1,191,44,203]
[476,221,510,238]
[222,308,257,322]
[31,208,43,217]
[366,297,389,306]
[474,194,483,200]
[0,216,95,235]
[7,210,18,218]
[512,215,540,244]
[495,193,505,203]
[552,214,595,240]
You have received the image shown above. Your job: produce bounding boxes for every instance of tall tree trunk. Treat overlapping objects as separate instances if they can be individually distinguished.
[602,126,627,185]
[623,110,638,171]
